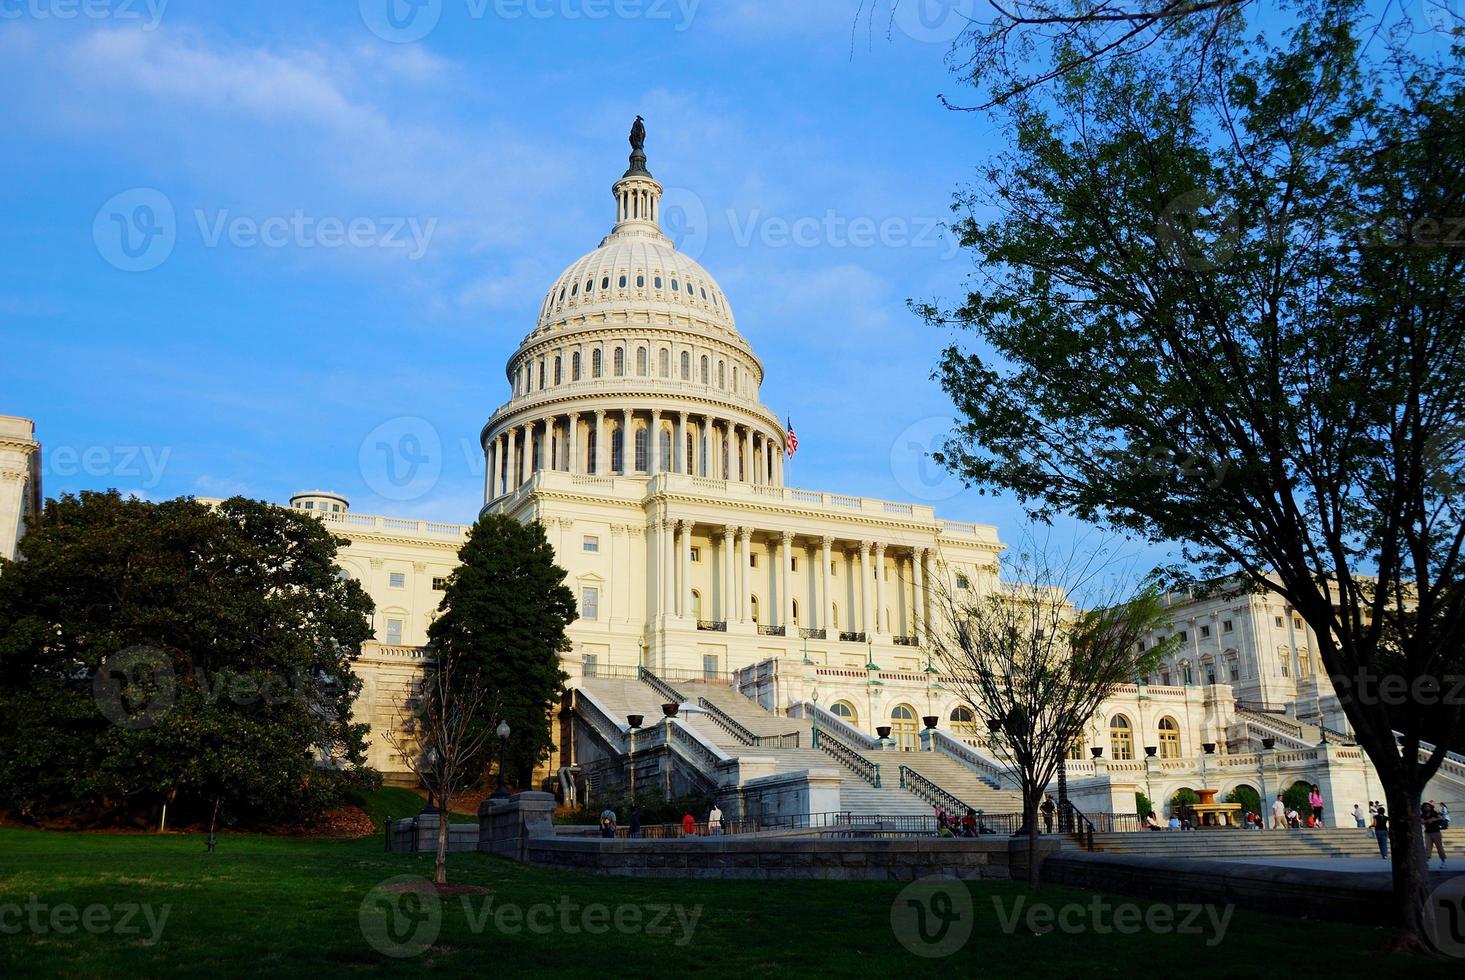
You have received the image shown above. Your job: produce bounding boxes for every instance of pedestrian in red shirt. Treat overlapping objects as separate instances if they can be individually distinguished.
[682,811,697,837]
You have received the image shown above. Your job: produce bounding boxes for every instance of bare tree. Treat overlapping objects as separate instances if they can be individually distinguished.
[924,536,1176,888]
[385,650,495,886]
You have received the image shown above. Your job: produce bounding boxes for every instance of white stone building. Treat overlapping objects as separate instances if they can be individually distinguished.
[0,416,42,564]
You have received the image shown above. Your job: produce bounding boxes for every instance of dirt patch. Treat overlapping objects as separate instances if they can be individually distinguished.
[380,880,494,897]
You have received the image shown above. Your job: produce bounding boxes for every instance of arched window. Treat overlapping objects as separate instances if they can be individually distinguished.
[832,603,839,629]
[750,595,760,625]
[634,428,648,473]
[1110,715,1134,761]
[592,349,603,379]
[619,274,627,288]
[586,430,598,475]
[1202,657,1218,685]
[700,355,709,384]
[1067,734,1087,760]
[891,704,919,751]
[553,356,562,386]
[613,347,625,377]
[659,348,670,377]
[949,706,978,738]
[659,430,672,473]
[537,358,546,390]
[792,599,800,625]
[611,427,624,473]
[572,352,582,381]
[831,701,858,723]
[1158,717,1181,759]
[680,351,691,380]
[718,361,726,389]
[636,347,648,376]
[691,590,702,621]
[685,432,694,474]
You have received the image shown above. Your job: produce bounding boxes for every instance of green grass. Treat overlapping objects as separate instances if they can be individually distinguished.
[0,827,1448,978]
[346,787,474,827]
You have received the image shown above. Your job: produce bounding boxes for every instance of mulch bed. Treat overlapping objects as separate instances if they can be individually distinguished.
[380,879,494,896]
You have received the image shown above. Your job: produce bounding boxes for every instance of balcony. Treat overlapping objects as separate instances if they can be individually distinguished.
[758,625,787,637]
[800,628,827,640]
[839,631,868,643]
[892,634,920,647]
[696,620,728,632]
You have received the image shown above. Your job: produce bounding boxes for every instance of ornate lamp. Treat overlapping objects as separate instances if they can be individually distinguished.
[490,720,512,800]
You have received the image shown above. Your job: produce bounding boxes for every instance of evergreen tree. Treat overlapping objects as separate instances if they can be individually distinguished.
[429,515,574,787]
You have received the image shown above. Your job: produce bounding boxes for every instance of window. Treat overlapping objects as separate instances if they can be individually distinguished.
[1137,640,1146,652]
[385,618,403,644]
[538,358,546,390]
[613,348,625,376]
[582,654,598,677]
[791,557,799,572]
[636,347,648,376]
[1280,652,1290,677]
[583,535,600,553]
[1275,615,1284,628]
[891,704,919,751]
[955,574,971,590]
[431,577,447,591]
[949,706,978,738]
[1182,662,1194,685]
[636,274,645,287]
[1223,620,1234,633]
[700,355,709,384]
[1158,717,1181,758]
[659,348,670,376]
[690,547,701,563]
[718,361,726,388]
[1200,625,1211,638]
[1204,659,1217,684]
[389,573,406,589]
[586,430,598,475]
[792,600,800,625]
[634,428,648,472]
[612,428,624,473]
[659,430,672,473]
[749,553,759,568]
[1160,670,1171,685]
[303,501,314,510]
[1109,715,1134,760]
[702,653,718,680]
[831,701,858,723]
[592,349,603,378]
[680,351,691,380]
[1228,660,1241,682]
[654,275,663,289]
[1178,631,1188,643]
[1293,617,1303,630]
[554,356,562,385]
[619,274,627,288]
[750,595,760,624]
[1068,734,1087,760]
[580,587,600,621]
[572,352,582,381]
[832,603,839,628]
[691,590,703,621]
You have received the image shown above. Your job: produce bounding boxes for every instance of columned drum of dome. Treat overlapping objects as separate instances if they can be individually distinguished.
[481,122,784,499]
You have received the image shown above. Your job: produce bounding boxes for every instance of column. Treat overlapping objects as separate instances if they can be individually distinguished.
[722,526,736,624]
[774,442,784,486]
[917,549,930,638]
[650,409,663,474]
[622,409,633,474]
[781,531,795,630]
[738,527,753,623]
[664,519,677,617]
[680,519,694,620]
[741,427,753,483]
[859,541,873,636]
[874,543,887,637]
[676,412,688,474]
[821,537,834,634]
[591,407,603,474]
[568,412,580,476]
[912,549,926,639]
[484,441,494,502]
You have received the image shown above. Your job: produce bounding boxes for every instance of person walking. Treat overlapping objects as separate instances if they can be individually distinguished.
[1352,803,1366,829]
[1373,804,1390,860]
[681,810,697,837]
[962,808,977,838]
[1271,794,1287,830]
[1367,801,1378,837]
[1040,794,1056,834]
[599,805,618,839]
[708,802,724,836]
[1308,784,1325,828]
[1423,802,1447,867]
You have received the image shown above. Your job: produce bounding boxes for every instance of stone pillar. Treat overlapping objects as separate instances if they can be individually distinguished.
[676,412,688,474]
[488,436,500,499]
[774,441,784,486]
[742,427,753,483]
[781,531,795,629]
[568,412,579,476]
[821,537,834,633]
[680,519,694,620]
[722,526,736,623]
[621,409,633,474]
[593,410,606,476]
[912,548,926,640]
[650,409,663,474]
[873,543,887,637]
[647,522,661,622]
[859,541,873,636]
[738,527,753,623]
[663,519,677,618]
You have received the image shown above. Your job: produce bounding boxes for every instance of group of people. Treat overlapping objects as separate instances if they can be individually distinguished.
[596,803,724,839]
[1266,784,1327,829]
[1359,800,1450,865]
[934,804,994,837]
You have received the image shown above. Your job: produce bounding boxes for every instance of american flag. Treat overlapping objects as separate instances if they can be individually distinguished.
[786,418,798,458]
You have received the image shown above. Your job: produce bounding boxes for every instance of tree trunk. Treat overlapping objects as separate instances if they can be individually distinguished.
[1384,783,1431,953]
[1025,784,1041,890]
[434,790,449,886]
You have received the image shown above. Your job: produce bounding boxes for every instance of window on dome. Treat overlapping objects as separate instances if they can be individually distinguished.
[558,287,565,303]
[611,428,624,473]
[571,283,578,296]
[718,362,726,388]
[634,428,647,473]
[636,347,648,376]
[554,356,562,386]
[659,349,669,377]
[654,276,663,289]
[659,431,671,472]
[538,358,546,390]
[685,432,694,474]
[700,355,709,384]
[572,352,582,381]
[586,430,598,474]
[700,287,708,300]
[601,277,609,290]
[671,279,679,291]
[680,351,691,380]
[592,349,603,378]
[585,279,593,294]
[619,274,627,288]
[614,348,625,376]
[636,274,645,287]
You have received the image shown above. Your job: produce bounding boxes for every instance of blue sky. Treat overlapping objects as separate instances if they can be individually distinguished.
[2,0,1186,567]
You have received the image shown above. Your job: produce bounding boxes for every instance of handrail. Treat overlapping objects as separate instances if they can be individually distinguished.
[924,728,1011,790]
[899,766,973,815]
[791,701,878,749]
[1061,800,1097,850]
[815,730,882,787]
[696,696,758,745]
[638,665,686,705]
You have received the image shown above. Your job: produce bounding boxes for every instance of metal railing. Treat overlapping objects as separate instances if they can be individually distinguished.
[839,631,868,643]
[696,620,728,632]
[757,625,786,637]
[1062,801,1098,850]
[637,666,685,705]
[815,730,882,787]
[899,766,973,816]
[800,628,827,640]
[892,635,920,647]
[695,696,758,744]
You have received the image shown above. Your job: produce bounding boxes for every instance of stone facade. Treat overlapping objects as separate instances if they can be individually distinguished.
[0,416,41,564]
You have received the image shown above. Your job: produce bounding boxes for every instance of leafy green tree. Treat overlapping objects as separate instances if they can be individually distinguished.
[926,0,1462,945]
[1135,791,1154,819]
[429,515,574,787]
[1225,784,1261,819]
[0,492,377,826]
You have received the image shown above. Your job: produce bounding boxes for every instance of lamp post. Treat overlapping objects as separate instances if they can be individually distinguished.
[1056,711,1071,833]
[627,714,643,802]
[810,685,820,749]
[490,719,512,800]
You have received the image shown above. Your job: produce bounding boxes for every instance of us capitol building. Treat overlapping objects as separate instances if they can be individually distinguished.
[8,128,1459,822]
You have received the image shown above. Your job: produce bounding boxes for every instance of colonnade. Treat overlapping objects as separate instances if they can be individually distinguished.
[487,407,784,499]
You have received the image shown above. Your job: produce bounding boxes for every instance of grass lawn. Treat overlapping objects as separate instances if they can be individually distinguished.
[0,826,1451,978]
[345,787,475,828]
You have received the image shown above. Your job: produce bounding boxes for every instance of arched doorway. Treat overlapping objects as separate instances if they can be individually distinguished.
[890,704,919,751]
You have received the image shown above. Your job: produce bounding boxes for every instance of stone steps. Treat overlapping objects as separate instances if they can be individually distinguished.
[1082,828,1465,859]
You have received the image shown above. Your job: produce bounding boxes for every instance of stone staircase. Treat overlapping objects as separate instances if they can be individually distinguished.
[868,749,1025,814]
[1078,827,1465,859]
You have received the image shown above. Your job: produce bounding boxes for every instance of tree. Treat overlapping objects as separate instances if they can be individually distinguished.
[428,515,575,789]
[924,537,1174,887]
[385,648,494,885]
[1170,787,1201,818]
[1225,784,1260,819]
[0,492,377,826]
[924,0,1463,946]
